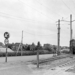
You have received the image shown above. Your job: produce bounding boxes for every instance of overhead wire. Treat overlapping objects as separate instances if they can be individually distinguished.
[0,11,46,24]
[23,30,55,36]
[18,0,56,22]
[71,0,75,17]
[72,0,75,4]
[21,0,74,40]
[62,16,70,20]
[0,0,58,37]
[61,0,75,15]
[35,0,75,20]
[35,0,62,17]
[0,12,56,37]
[0,12,55,29]
[0,11,56,29]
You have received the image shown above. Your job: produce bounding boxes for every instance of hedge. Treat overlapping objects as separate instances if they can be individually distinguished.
[0,50,54,57]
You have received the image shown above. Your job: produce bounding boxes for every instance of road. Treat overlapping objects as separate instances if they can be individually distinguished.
[0,54,54,75]
[0,54,53,63]
[0,54,74,75]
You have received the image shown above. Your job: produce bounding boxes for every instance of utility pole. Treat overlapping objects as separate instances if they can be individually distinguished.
[70,14,72,41]
[21,30,23,56]
[57,19,60,55]
[61,14,74,54]
[59,14,75,55]
[37,41,41,68]
[70,14,73,54]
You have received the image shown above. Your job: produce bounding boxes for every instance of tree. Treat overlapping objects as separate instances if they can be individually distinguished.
[36,41,42,50]
[43,44,52,51]
[0,42,4,47]
[8,43,13,49]
[30,43,36,51]
[70,39,75,54]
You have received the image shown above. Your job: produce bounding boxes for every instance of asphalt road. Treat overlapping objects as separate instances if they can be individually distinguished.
[0,54,74,75]
[0,54,53,63]
[0,54,54,75]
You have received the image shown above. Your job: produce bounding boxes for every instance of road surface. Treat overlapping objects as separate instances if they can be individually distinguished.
[0,54,54,75]
[0,54,74,75]
[0,54,53,63]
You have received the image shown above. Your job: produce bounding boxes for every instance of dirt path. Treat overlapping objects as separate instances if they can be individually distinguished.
[29,55,75,75]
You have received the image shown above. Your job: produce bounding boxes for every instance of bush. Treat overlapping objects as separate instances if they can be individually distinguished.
[62,50,70,54]
[0,49,54,57]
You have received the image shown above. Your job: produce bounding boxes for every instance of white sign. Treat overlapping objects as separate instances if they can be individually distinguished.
[4,39,9,45]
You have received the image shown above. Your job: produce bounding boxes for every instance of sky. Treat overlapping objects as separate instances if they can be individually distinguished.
[0,0,75,46]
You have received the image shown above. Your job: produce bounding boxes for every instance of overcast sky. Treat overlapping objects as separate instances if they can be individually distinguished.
[0,0,75,46]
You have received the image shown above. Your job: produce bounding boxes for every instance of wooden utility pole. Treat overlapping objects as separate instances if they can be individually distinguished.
[21,30,23,56]
[60,14,74,54]
[70,14,72,41]
[37,41,40,68]
[57,19,60,55]
[70,14,73,54]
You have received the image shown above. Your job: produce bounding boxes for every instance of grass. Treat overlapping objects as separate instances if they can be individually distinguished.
[30,54,70,65]
[0,50,53,57]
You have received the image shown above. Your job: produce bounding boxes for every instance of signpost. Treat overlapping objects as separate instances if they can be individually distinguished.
[37,48,39,68]
[37,42,41,68]
[4,32,10,62]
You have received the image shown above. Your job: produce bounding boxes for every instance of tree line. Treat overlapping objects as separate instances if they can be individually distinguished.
[7,42,58,53]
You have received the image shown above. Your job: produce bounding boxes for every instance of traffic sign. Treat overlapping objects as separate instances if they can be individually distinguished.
[4,32,10,63]
[4,39,9,45]
[4,32,10,39]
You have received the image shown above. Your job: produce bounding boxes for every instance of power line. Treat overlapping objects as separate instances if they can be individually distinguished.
[35,0,62,17]
[0,12,32,21]
[35,0,75,22]
[63,16,70,20]
[23,30,55,36]
[61,0,75,15]
[0,12,57,31]
[0,12,45,23]
[0,12,57,35]
[72,0,75,5]
[0,1,57,37]
[0,11,56,25]
[18,0,56,22]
